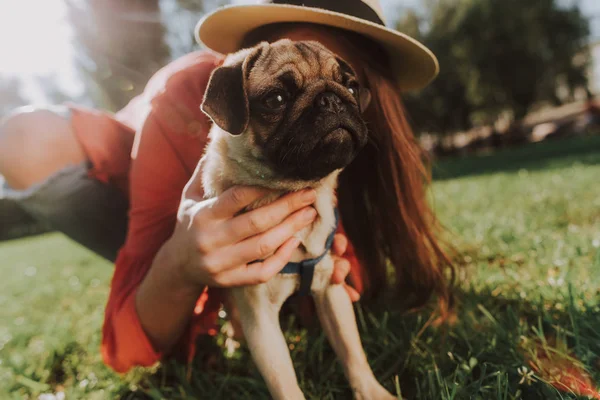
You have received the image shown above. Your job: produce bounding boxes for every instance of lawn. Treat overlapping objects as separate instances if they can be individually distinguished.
[1,135,599,399]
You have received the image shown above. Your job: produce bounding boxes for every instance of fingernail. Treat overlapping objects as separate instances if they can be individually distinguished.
[301,188,317,203]
[303,207,317,221]
[291,237,301,247]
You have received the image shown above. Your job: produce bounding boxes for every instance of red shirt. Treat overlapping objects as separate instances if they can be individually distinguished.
[68,50,365,373]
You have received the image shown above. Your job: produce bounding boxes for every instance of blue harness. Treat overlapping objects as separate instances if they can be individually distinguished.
[279,209,339,296]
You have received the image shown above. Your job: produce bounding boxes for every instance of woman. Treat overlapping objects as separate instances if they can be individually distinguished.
[0,0,453,373]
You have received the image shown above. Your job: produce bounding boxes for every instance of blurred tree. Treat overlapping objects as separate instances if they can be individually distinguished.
[399,5,475,135]
[399,0,591,135]
[163,0,206,59]
[66,0,171,111]
[64,0,234,112]
[164,0,231,59]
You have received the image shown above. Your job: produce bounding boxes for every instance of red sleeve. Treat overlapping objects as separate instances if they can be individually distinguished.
[101,52,223,373]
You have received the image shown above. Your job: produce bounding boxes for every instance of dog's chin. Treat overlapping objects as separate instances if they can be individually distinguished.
[324,127,353,144]
[318,127,358,161]
[273,129,362,181]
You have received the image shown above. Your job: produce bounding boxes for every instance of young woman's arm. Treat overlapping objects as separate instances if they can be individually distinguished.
[135,176,319,351]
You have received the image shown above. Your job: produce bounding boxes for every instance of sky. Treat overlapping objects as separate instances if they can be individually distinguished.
[0,0,599,104]
[0,0,82,103]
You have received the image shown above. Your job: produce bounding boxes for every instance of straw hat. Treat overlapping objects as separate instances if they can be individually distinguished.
[195,0,439,92]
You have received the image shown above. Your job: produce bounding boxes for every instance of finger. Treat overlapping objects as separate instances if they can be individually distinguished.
[210,186,271,219]
[213,188,316,247]
[343,283,361,302]
[215,237,301,287]
[208,207,316,269]
[332,233,348,256]
[330,257,351,284]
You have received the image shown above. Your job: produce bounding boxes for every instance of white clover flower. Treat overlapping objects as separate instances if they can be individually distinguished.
[38,392,65,400]
[517,366,536,385]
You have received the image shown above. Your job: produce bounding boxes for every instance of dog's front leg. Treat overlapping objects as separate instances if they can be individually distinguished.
[231,278,304,400]
[312,262,396,400]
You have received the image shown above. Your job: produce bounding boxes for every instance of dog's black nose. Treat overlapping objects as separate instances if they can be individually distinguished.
[315,92,344,113]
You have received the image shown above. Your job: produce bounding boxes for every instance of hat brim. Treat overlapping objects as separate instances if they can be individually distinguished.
[195,4,439,92]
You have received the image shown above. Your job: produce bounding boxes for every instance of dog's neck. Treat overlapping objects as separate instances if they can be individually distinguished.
[201,127,340,259]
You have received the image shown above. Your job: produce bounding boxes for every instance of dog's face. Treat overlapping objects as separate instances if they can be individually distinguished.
[201,39,371,181]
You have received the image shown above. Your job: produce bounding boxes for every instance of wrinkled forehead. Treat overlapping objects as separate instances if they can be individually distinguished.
[247,41,345,91]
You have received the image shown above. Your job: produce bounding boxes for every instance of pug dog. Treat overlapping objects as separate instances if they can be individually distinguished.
[200,39,395,400]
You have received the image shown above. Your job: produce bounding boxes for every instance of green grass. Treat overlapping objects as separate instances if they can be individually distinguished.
[1,135,600,399]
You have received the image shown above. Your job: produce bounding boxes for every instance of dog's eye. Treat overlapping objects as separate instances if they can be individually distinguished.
[263,91,288,110]
[347,82,359,97]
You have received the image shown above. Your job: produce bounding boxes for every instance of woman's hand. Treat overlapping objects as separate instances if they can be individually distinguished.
[330,234,361,302]
[136,167,316,352]
[165,171,318,290]
[137,164,357,351]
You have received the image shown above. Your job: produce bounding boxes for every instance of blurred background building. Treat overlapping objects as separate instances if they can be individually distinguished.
[589,16,600,94]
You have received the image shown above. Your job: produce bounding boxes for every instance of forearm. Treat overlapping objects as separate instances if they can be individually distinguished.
[135,240,205,352]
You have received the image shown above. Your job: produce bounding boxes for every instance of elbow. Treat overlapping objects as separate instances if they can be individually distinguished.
[101,292,162,373]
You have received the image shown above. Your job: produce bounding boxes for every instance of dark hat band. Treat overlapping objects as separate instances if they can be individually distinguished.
[269,0,385,26]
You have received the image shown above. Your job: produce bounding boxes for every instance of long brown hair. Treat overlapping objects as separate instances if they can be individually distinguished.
[243,23,455,317]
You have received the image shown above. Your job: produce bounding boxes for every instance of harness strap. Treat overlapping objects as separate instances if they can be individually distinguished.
[279,209,339,296]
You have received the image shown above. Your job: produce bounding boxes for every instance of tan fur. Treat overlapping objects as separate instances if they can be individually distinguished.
[200,40,395,400]
[202,124,339,260]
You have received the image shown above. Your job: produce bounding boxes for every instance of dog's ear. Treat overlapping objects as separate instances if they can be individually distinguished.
[335,56,372,112]
[201,45,265,135]
[358,87,372,113]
